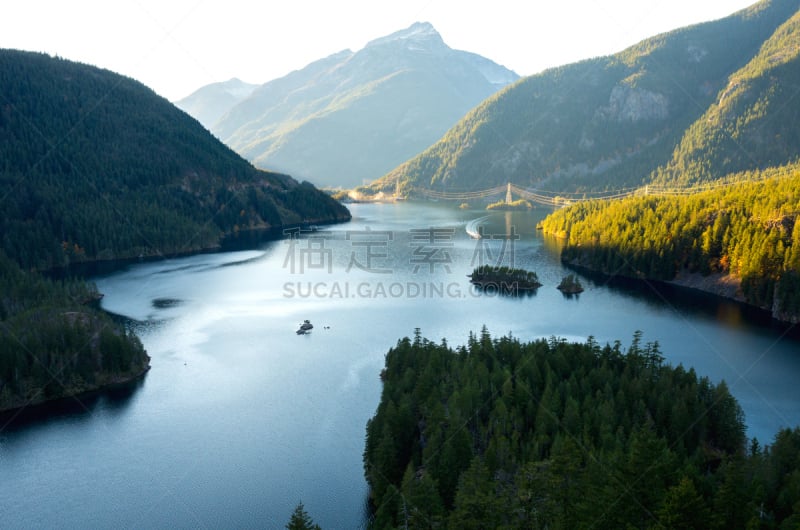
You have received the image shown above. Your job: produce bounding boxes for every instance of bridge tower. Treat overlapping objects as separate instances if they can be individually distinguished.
[506,182,513,204]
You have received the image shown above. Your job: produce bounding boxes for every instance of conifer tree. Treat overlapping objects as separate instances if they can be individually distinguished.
[286,502,321,530]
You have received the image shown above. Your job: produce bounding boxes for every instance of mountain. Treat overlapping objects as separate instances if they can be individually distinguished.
[200,22,518,189]
[654,6,800,186]
[368,0,799,195]
[174,77,258,130]
[533,5,800,322]
[0,49,350,271]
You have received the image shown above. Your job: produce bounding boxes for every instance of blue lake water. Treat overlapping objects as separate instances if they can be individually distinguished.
[1,202,799,528]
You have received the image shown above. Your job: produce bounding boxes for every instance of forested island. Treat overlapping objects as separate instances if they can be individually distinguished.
[486,199,532,211]
[468,265,541,292]
[364,328,800,529]
[539,167,800,322]
[556,273,584,294]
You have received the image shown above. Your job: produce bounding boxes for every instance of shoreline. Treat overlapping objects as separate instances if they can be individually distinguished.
[8,215,350,415]
[45,215,352,280]
[0,364,151,415]
[666,270,745,303]
[562,258,796,325]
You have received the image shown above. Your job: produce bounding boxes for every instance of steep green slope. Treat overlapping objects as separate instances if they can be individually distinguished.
[539,164,800,322]
[369,0,798,195]
[655,9,800,185]
[0,49,350,271]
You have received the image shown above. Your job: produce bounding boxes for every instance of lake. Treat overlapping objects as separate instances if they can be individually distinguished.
[2,202,799,529]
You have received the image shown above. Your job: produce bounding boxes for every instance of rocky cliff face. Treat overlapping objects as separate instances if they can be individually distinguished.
[773,286,800,324]
[598,85,670,122]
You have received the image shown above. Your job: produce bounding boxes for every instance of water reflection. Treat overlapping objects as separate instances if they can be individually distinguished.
[574,265,800,340]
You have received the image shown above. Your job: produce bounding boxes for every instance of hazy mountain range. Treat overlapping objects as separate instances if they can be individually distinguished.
[368,0,800,195]
[176,22,519,189]
[175,78,258,131]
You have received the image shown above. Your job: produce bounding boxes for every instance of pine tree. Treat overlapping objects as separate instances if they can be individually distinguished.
[285,502,321,530]
[447,457,501,530]
[657,476,712,529]
[400,464,445,529]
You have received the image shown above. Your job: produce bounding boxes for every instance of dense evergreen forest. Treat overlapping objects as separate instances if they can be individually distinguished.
[539,166,800,322]
[468,265,541,291]
[0,251,149,411]
[364,329,800,529]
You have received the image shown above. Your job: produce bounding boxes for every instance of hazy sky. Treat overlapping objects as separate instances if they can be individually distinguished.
[4,0,757,101]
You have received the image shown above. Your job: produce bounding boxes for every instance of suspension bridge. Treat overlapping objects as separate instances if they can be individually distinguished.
[408,181,727,207]
[361,178,767,239]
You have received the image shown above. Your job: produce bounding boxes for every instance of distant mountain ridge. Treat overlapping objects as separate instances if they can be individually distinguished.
[175,78,258,131]
[182,22,519,188]
[368,0,800,195]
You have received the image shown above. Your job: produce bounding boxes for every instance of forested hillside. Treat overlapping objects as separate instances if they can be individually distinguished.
[0,49,349,411]
[368,0,799,195]
[539,164,800,322]
[364,329,800,529]
[654,9,800,186]
[0,49,350,271]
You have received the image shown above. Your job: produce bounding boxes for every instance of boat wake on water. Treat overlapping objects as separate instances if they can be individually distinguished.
[466,215,491,239]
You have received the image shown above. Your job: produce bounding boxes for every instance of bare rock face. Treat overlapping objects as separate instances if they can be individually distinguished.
[773,284,800,324]
[599,85,669,122]
[687,44,708,63]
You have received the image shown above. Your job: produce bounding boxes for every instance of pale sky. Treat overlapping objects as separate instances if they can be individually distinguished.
[3,1,757,101]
